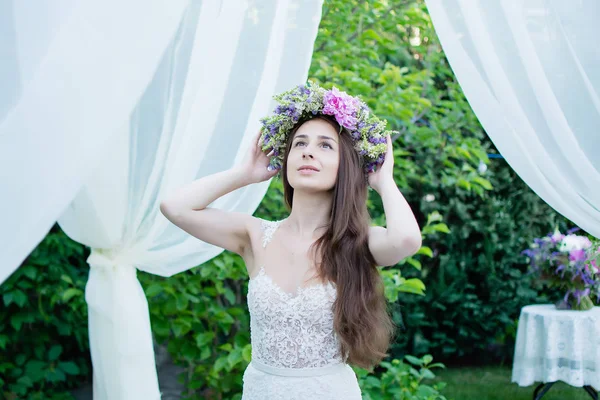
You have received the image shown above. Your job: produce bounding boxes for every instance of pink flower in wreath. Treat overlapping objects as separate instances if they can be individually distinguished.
[569,248,587,263]
[322,87,360,130]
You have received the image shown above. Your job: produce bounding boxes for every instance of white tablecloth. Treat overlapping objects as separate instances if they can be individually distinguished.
[512,304,600,388]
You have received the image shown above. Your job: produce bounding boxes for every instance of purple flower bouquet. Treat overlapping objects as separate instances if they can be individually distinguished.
[523,228,600,311]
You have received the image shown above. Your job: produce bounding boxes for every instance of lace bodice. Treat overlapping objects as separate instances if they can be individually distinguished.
[247,219,344,369]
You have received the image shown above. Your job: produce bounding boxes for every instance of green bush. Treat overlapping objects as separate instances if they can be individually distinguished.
[394,159,570,364]
[0,225,91,400]
[140,250,251,399]
[356,354,447,400]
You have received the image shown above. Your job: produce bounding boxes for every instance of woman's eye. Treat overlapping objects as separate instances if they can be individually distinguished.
[294,141,332,149]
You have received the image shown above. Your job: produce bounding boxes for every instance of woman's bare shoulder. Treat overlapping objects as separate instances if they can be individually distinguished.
[241,216,270,274]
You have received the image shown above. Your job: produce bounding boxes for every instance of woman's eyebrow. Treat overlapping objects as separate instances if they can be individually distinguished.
[294,134,337,143]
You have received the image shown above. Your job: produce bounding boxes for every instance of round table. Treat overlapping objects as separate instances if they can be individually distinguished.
[511,304,600,399]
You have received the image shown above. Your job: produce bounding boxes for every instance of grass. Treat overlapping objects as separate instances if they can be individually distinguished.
[433,365,595,400]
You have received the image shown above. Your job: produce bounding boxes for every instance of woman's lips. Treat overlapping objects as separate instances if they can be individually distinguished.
[298,168,318,174]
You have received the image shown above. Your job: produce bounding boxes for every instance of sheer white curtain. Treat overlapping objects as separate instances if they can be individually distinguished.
[0,0,188,285]
[425,0,600,238]
[1,0,324,398]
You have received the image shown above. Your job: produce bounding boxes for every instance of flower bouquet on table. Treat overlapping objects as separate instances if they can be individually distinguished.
[523,228,600,311]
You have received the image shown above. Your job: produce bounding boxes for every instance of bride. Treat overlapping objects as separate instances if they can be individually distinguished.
[160,83,422,399]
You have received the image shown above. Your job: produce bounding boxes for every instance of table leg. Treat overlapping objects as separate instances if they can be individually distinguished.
[533,382,555,400]
[584,385,598,400]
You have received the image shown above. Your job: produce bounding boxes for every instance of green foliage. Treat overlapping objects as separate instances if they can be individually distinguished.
[139,251,251,399]
[356,354,447,400]
[395,162,570,364]
[0,225,91,399]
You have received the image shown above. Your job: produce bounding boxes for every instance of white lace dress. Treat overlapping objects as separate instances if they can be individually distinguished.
[241,219,362,400]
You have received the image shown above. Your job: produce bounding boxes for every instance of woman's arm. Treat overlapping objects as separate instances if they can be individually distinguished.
[159,167,257,256]
[159,130,279,256]
[369,179,422,266]
[160,166,251,213]
[367,134,422,266]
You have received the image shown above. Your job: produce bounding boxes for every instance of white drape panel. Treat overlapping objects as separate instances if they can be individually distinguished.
[55,1,323,398]
[425,0,600,237]
[0,0,189,284]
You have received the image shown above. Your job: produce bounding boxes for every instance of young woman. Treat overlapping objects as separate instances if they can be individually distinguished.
[160,84,422,399]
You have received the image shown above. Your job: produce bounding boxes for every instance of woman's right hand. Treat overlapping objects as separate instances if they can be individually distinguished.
[240,129,281,184]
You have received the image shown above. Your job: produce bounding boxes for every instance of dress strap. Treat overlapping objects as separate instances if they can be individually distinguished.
[260,219,283,248]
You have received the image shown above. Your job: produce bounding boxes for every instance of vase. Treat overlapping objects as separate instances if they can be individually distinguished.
[555,294,595,311]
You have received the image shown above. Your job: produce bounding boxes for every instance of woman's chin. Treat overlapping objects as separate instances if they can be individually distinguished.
[289,179,335,193]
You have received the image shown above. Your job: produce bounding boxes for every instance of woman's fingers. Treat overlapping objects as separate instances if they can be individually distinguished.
[255,130,262,148]
[255,128,276,158]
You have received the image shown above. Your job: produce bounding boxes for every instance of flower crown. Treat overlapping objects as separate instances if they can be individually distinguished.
[258,81,392,177]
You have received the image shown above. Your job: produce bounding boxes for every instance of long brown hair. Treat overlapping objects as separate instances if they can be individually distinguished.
[280,114,395,369]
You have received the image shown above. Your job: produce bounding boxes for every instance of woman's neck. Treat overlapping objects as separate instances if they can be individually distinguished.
[284,189,332,239]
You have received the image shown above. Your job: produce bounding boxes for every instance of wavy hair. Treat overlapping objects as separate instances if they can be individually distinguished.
[280,114,395,369]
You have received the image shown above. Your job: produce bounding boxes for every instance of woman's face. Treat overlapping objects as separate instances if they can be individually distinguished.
[286,118,340,192]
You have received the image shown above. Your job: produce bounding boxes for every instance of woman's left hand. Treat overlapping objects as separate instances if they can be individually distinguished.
[367,134,395,192]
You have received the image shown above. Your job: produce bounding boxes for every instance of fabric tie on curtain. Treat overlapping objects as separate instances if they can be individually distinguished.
[425,0,600,237]
[86,248,157,399]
